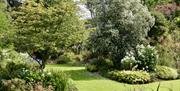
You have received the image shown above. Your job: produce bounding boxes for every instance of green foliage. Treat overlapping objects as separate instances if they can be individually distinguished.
[89,44,158,72]
[88,57,114,72]
[49,70,78,91]
[148,11,169,45]
[0,78,31,91]
[0,3,13,48]
[120,44,158,71]
[156,44,175,67]
[47,65,180,91]
[0,49,39,70]
[120,52,137,70]
[175,0,180,4]
[86,64,98,72]
[0,49,39,80]
[142,0,172,8]
[88,0,155,68]
[155,66,178,80]
[174,17,180,27]
[107,71,151,84]
[0,49,77,91]
[58,52,76,64]
[8,0,85,69]
[136,45,158,72]
[0,3,9,33]
[0,62,76,91]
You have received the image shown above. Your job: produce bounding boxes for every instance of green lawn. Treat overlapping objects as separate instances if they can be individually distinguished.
[47,65,180,91]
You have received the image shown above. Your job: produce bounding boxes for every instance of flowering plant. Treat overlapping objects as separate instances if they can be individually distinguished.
[121,51,137,70]
[136,44,158,72]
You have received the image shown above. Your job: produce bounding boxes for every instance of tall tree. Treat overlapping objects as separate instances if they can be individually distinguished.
[9,0,84,70]
[89,0,155,68]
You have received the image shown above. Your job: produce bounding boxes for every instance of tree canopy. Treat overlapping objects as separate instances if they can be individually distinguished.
[89,0,155,67]
[9,0,85,69]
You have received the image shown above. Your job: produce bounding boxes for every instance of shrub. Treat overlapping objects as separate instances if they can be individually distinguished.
[178,69,180,74]
[174,17,180,27]
[120,45,158,72]
[0,63,77,91]
[58,52,76,64]
[148,11,169,45]
[175,0,180,4]
[86,64,98,72]
[0,3,11,33]
[0,50,77,91]
[156,44,175,67]
[47,70,78,91]
[0,49,39,70]
[155,66,178,80]
[0,78,32,91]
[149,72,159,82]
[178,74,180,79]
[136,45,158,72]
[88,57,114,72]
[142,0,172,7]
[107,71,151,84]
[5,62,35,79]
[121,52,137,70]
[0,49,39,79]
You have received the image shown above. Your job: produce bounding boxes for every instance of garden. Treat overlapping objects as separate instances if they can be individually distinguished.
[0,0,180,91]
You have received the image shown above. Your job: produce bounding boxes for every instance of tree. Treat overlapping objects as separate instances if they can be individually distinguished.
[88,0,155,68]
[148,11,170,45]
[86,0,98,18]
[9,0,84,70]
[0,3,9,33]
[0,2,13,48]
[141,0,172,8]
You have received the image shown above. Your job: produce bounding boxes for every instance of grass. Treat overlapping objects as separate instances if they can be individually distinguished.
[46,64,180,91]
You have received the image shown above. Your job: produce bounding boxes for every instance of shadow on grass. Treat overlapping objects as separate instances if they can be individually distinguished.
[47,64,104,81]
[47,64,84,67]
[63,69,104,81]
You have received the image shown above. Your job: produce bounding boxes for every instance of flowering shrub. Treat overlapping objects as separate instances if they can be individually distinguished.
[107,70,151,84]
[136,45,158,72]
[120,45,158,72]
[121,52,137,70]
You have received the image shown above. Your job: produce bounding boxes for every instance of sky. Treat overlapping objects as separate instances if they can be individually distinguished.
[77,4,91,19]
[74,0,92,19]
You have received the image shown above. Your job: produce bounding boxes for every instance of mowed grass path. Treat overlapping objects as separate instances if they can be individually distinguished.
[47,65,180,91]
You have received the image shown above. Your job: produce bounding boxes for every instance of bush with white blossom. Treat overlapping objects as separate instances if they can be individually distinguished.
[121,51,137,70]
[136,44,159,72]
[120,44,158,71]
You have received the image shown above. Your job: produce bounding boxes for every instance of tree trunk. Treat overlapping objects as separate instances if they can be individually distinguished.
[40,60,46,72]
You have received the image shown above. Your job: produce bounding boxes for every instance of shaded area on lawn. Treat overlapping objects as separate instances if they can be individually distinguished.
[47,64,103,81]
[64,69,103,80]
